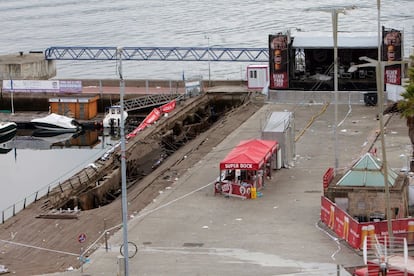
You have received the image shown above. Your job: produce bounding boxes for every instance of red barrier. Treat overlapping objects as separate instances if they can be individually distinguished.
[323,167,334,189]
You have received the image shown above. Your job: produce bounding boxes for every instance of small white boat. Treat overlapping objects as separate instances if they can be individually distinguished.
[0,123,16,153]
[0,121,17,139]
[103,106,128,128]
[0,137,15,154]
[31,113,81,132]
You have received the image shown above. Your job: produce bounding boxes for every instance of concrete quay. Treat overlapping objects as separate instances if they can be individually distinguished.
[0,80,248,113]
[40,100,411,276]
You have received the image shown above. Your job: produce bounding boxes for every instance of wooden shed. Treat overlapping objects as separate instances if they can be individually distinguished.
[49,95,99,120]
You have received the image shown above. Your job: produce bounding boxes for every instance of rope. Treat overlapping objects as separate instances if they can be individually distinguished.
[0,239,79,257]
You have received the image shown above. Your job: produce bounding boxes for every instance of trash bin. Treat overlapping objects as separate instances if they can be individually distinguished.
[364,92,377,106]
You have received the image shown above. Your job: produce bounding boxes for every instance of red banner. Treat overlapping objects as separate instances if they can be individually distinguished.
[321,196,361,249]
[385,65,401,85]
[126,133,136,139]
[160,99,176,113]
[126,108,160,138]
[127,122,148,138]
[321,196,414,249]
[214,181,252,199]
[126,100,176,139]
[272,72,288,89]
[144,108,161,125]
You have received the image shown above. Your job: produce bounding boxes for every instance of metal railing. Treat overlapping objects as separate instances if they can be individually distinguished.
[121,93,185,112]
[362,233,412,275]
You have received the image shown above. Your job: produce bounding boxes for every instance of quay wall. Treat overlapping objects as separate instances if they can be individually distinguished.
[0,52,56,80]
[0,79,247,112]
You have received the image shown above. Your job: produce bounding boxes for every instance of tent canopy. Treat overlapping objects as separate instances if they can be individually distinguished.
[219,139,278,170]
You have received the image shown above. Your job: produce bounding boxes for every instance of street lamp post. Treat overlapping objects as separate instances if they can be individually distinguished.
[332,9,340,174]
[329,7,355,174]
[347,0,401,239]
[376,0,393,240]
[349,56,408,240]
[117,47,130,276]
[311,5,356,175]
[377,58,393,241]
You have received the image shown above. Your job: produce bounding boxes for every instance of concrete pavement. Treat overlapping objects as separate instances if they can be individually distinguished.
[42,101,411,276]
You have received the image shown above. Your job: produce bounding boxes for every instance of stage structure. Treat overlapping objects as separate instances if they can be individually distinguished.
[268,28,404,91]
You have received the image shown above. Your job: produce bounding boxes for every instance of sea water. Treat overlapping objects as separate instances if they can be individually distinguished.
[0,0,412,80]
[0,129,118,211]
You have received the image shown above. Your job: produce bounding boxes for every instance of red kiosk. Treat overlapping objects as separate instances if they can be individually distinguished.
[215,139,278,199]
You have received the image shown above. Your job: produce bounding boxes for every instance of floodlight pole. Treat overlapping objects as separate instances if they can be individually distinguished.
[347,2,407,240]
[375,0,393,239]
[332,9,340,174]
[316,6,355,175]
[117,47,130,275]
[309,5,356,174]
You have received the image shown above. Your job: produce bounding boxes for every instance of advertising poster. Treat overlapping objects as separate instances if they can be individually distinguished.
[269,34,289,89]
[382,27,402,85]
[321,197,361,249]
[384,65,401,85]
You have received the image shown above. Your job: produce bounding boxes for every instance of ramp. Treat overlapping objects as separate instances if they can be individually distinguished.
[117,93,185,112]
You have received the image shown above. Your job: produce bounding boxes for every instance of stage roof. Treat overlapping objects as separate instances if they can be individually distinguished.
[291,31,378,49]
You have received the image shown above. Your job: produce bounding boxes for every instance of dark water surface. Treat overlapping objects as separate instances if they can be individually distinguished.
[0,129,118,211]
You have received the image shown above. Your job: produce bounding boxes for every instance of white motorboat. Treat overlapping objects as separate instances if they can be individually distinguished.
[0,136,15,153]
[0,123,16,154]
[0,121,17,140]
[31,113,81,132]
[103,106,128,128]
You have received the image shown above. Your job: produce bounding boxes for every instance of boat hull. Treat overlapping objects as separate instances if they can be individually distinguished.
[31,123,78,132]
[31,113,80,133]
[0,122,17,139]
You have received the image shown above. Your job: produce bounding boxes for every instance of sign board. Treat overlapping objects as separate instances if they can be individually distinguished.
[2,80,82,93]
[78,233,87,243]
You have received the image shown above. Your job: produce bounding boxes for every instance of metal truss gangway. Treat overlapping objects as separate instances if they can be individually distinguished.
[119,93,185,112]
[44,46,269,62]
